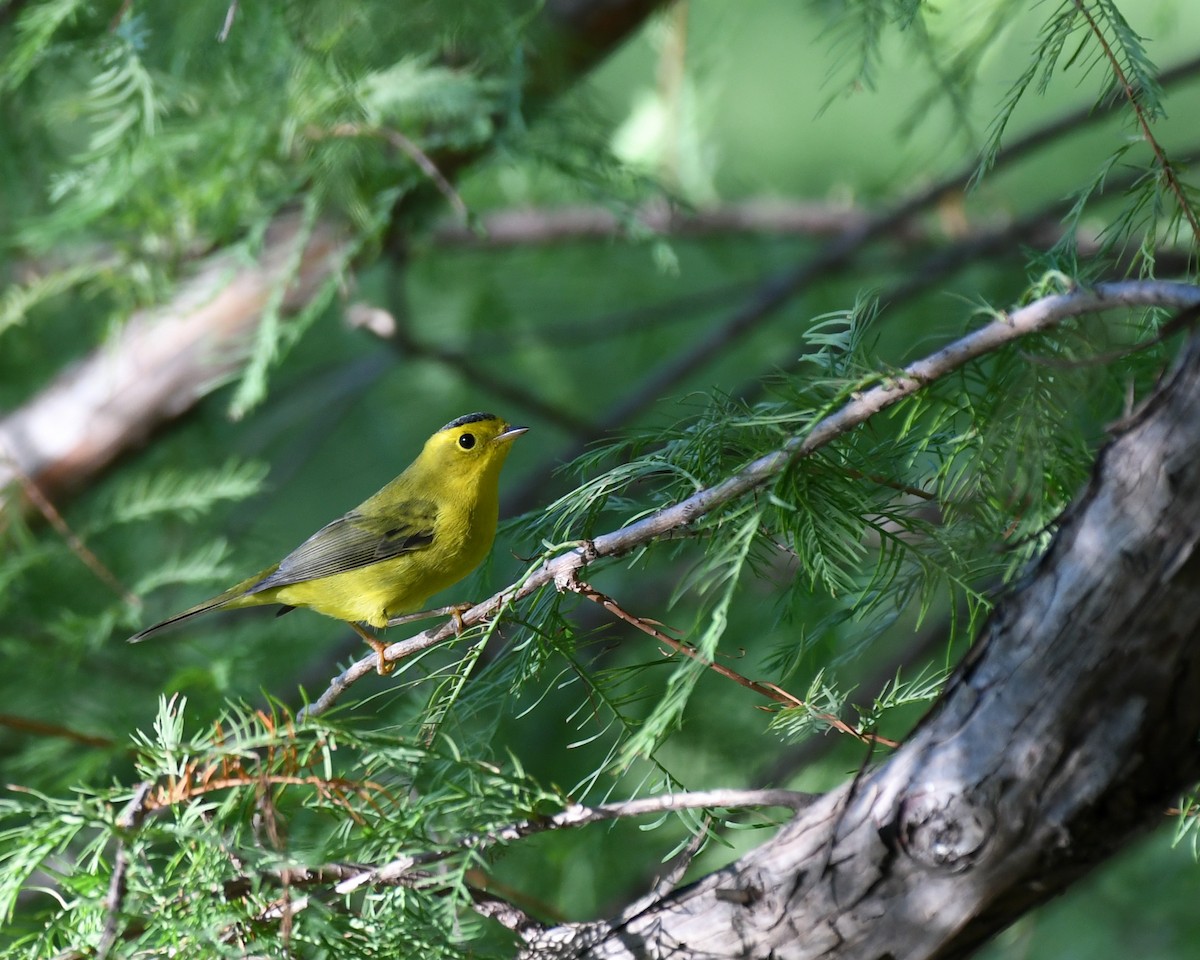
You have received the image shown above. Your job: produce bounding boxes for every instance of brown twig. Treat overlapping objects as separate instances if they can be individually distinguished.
[300,280,1200,718]
[1073,0,1200,244]
[384,324,594,435]
[0,712,116,749]
[562,574,898,747]
[316,123,469,223]
[3,459,137,606]
[96,782,153,960]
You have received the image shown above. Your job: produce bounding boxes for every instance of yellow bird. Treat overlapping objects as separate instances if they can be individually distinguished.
[130,412,527,673]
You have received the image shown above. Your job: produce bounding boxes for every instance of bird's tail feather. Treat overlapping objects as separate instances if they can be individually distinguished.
[127,566,280,643]
[128,594,237,643]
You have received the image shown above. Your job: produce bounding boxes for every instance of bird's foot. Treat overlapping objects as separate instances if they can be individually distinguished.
[446,602,473,635]
[350,623,395,676]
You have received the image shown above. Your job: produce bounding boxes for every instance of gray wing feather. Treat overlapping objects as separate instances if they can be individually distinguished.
[246,499,437,593]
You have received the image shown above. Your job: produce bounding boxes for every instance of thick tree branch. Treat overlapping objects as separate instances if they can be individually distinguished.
[0,213,347,511]
[521,323,1200,959]
[0,0,670,516]
[333,787,818,898]
[300,279,1200,717]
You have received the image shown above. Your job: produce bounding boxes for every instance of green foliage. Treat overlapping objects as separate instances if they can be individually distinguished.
[97,459,269,529]
[0,696,555,957]
[0,0,539,412]
[2,0,1200,956]
[976,0,1198,274]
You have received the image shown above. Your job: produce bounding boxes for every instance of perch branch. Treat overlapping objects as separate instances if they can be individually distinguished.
[299,280,1200,717]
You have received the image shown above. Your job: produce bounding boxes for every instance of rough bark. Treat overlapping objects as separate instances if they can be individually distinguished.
[525,335,1200,958]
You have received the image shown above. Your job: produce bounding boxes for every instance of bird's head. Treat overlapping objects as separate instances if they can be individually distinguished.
[419,412,527,487]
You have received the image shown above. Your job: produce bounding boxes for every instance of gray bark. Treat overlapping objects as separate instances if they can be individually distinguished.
[526,335,1200,959]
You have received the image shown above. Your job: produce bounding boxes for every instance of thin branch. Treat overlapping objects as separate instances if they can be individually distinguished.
[578,70,1177,436]
[2,459,137,605]
[564,575,898,746]
[0,712,116,749]
[314,123,470,223]
[216,0,237,41]
[1020,300,1200,371]
[1072,0,1200,243]
[333,787,818,896]
[497,53,1200,517]
[300,280,1200,718]
[384,324,595,435]
[484,146,1200,394]
[96,782,153,960]
[215,787,814,939]
[430,199,883,248]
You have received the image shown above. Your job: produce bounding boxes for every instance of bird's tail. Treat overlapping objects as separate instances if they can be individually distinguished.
[127,566,280,643]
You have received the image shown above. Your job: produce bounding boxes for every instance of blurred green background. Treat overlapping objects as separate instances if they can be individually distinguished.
[3,0,1200,955]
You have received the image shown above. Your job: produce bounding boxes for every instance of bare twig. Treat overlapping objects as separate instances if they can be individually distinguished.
[314,123,470,223]
[562,575,897,746]
[0,712,116,749]
[300,280,1200,717]
[96,782,153,960]
[430,199,880,248]
[2,458,136,604]
[385,325,594,435]
[217,786,813,939]
[216,0,237,41]
[333,787,817,896]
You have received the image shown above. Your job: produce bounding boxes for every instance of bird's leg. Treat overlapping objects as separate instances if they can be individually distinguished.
[350,622,395,676]
[446,602,472,635]
[386,603,474,633]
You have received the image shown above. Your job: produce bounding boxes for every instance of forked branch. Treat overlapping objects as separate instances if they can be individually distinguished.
[301,279,1200,718]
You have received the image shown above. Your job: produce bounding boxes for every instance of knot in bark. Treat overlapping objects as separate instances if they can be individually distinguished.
[895,782,994,872]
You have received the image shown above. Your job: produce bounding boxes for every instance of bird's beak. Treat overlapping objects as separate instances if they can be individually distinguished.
[496,425,528,443]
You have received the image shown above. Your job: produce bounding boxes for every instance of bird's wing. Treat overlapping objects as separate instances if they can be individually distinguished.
[245,499,437,593]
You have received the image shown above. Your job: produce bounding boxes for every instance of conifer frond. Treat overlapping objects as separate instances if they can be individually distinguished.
[0,260,116,339]
[98,459,269,528]
[1173,790,1200,860]
[130,539,234,597]
[358,58,502,147]
[618,509,760,766]
[766,670,849,743]
[227,198,348,419]
[1,0,92,91]
[853,663,948,730]
[812,0,921,102]
[976,0,1081,183]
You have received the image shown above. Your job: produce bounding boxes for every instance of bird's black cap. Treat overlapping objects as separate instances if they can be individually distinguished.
[440,412,498,431]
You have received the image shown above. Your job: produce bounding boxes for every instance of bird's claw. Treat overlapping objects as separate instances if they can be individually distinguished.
[448,602,472,635]
[350,623,395,676]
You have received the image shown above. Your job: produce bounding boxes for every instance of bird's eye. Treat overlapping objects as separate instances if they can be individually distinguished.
[458,432,476,450]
